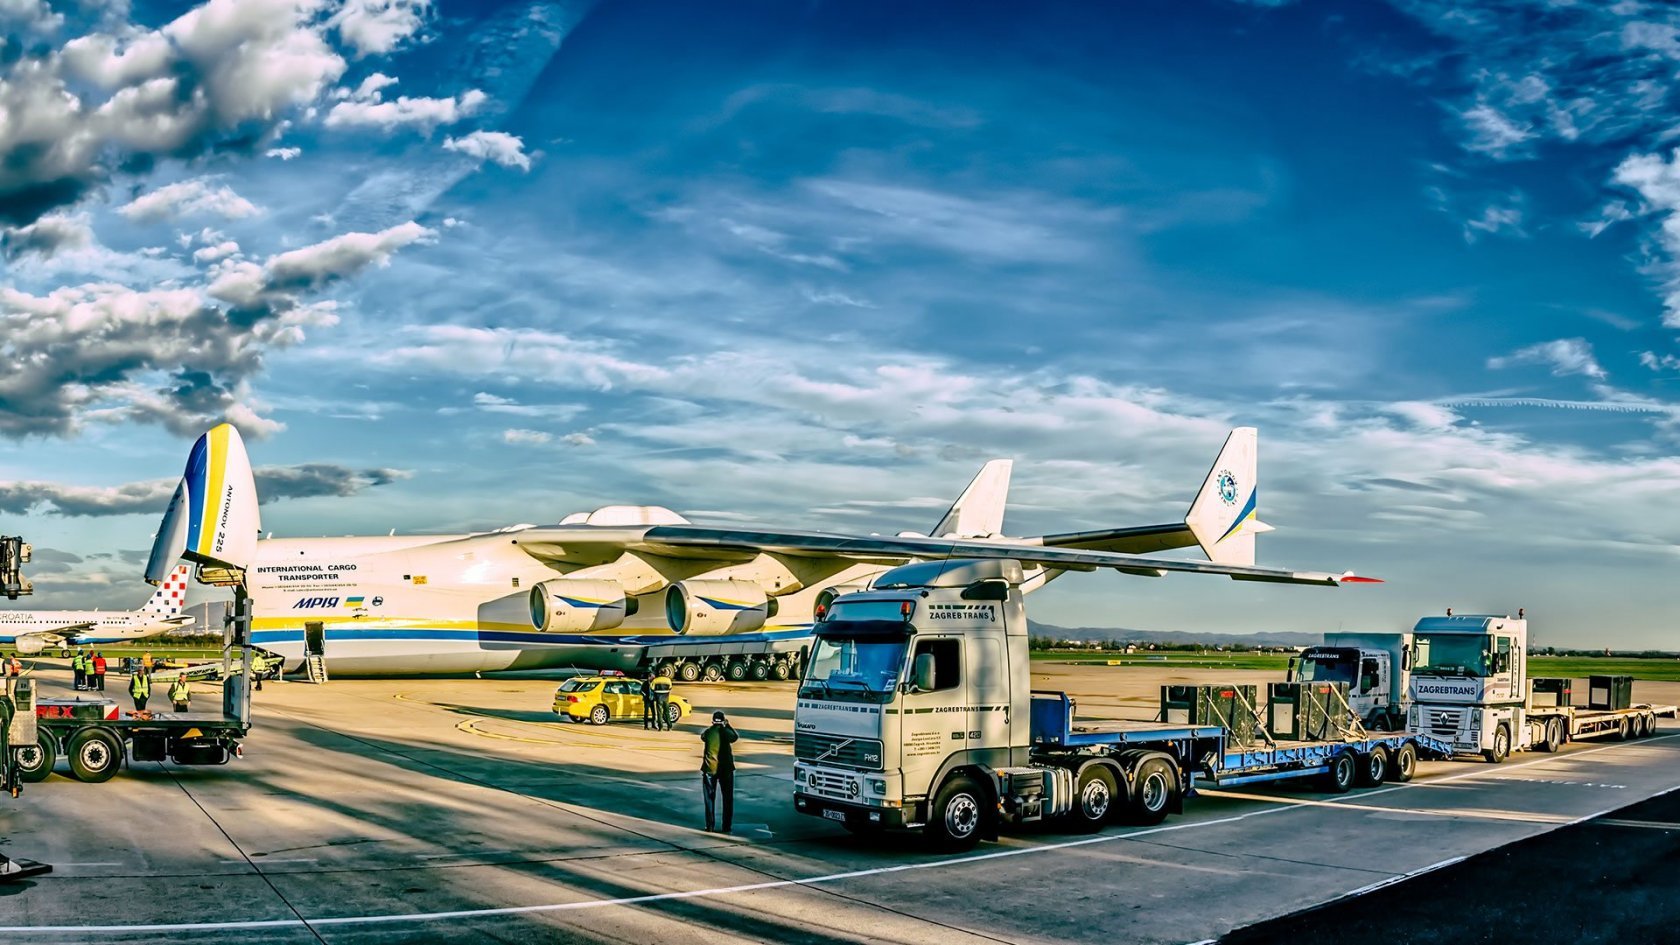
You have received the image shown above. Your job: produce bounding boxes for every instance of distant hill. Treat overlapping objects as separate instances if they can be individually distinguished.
[1027,620,1321,648]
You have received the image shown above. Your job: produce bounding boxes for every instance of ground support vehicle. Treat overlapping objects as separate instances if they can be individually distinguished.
[1406,614,1677,762]
[1290,631,1411,730]
[552,674,693,726]
[640,637,806,683]
[791,558,1451,851]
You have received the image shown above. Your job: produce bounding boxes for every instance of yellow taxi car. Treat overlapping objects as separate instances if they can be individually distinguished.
[553,675,694,726]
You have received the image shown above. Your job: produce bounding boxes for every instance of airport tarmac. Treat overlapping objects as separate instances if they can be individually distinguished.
[2,661,1678,944]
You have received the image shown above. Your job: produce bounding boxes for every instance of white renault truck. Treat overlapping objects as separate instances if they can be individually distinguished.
[793,559,1450,850]
[1290,632,1411,731]
[1405,613,1674,762]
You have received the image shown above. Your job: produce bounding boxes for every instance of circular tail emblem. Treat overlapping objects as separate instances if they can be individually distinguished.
[1216,470,1239,505]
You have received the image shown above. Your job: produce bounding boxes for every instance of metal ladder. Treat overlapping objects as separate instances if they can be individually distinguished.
[305,654,328,684]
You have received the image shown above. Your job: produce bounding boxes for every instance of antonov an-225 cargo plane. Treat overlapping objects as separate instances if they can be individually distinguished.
[145,425,1373,677]
[0,564,194,654]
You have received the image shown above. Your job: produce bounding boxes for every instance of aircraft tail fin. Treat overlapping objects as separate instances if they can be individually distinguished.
[1184,426,1272,566]
[147,423,262,585]
[930,459,1012,538]
[140,563,191,616]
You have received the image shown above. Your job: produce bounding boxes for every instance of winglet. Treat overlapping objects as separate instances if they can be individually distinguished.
[930,459,1012,539]
[1185,427,1271,566]
[147,424,261,584]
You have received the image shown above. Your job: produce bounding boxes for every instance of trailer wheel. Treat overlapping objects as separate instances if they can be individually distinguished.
[589,705,610,726]
[14,735,56,782]
[1482,725,1510,764]
[1070,766,1117,832]
[1392,742,1417,783]
[748,659,771,681]
[1638,714,1655,738]
[725,661,748,682]
[926,775,987,852]
[770,660,791,681]
[1356,747,1388,787]
[1126,758,1177,825]
[702,662,725,683]
[677,661,702,683]
[67,729,122,783]
[1616,718,1632,741]
[1321,752,1356,793]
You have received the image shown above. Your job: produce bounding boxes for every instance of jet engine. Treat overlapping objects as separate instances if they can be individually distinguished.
[813,584,869,621]
[13,635,47,656]
[528,579,636,633]
[664,580,779,635]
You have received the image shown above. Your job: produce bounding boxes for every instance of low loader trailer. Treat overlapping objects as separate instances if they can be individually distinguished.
[792,559,1453,851]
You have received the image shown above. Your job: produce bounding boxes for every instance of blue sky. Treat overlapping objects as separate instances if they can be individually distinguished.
[6,0,1680,647]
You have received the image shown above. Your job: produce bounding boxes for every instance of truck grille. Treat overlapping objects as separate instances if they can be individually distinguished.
[795,732,884,771]
[1426,708,1463,737]
[803,769,858,798]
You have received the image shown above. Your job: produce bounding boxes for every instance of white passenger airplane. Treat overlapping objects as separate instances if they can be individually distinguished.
[147,425,1367,677]
[0,564,195,654]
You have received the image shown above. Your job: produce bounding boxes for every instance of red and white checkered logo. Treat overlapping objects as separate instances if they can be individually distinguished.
[144,563,191,615]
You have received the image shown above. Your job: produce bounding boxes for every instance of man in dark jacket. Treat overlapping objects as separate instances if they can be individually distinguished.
[640,675,655,730]
[699,711,738,833]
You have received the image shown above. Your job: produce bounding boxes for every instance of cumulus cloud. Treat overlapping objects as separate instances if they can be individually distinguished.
[561,432,596,447]
[192,240,240,264]
[207,220,433,317]
[1,212,93,260]
[266,146,302,160]
[323,78,486,133]
[330,0,432,57]
[502,428,552,445]
[0,0,346,224]
[442,130,532,170]
[0,464,412,517]
[1487,338,1607,380]
[118,178,262,223]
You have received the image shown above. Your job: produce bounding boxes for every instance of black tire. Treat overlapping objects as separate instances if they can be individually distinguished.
[1321,752,1356,793]
[1356,747,1389,787]
[1617,718,1632,741]
[655,661,679,679]
[589,705,610,726]
[1535,718,1559,753]
[67,729,122,783]
[666,702,682,726]
[1392,742,1418,783]
[926,775,987,852]
[15,735,56,782]
[748,660,771,681]
[1126,757,1177,825]
[677,661,702,683]
[1639,714,1655,738]
[770,660,791,681]
[725,661,748,682]
[1070,766,1117,832]
[1483,724,1510,763]
[702,662,724,683]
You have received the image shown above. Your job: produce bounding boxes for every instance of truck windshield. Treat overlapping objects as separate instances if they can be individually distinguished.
[1412,633,1489,678]
[800,636,907,703]
[1296,651,1356,684]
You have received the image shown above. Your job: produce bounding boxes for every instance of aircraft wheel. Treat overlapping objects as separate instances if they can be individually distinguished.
[678,661,702,683]
[725,661,748,682]
[702,662,724,683]
[748,660,771,681]
[770,660,791,681]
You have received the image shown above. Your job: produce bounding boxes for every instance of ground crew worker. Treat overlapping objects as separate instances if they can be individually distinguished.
[699,711,738,833]
[129,669,151,711]
[169,674,190,712]
[650,670,674,731]
[142,651,154,675]
[6,655,19,678]
[641,674,655,730]
[72,649,86,690]
[91,652,106,692]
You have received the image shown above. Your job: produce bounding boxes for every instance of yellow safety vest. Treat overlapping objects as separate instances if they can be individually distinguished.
[170,679,190,702]
[130,674,150,698]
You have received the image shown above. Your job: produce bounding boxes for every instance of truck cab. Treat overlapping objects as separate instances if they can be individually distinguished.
[792,559,1034,844]
[1405,614,1526,762]
[1290,632,1411,730]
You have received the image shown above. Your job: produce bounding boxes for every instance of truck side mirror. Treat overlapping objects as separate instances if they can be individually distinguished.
[911,652,936,692]
[1401,645,1412,671]
[1286,657,1297,682]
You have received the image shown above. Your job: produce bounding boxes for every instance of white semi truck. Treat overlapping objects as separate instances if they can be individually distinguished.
[1290,631,1411,731]
[792,559,1451,850]
[1405,613,1675,762]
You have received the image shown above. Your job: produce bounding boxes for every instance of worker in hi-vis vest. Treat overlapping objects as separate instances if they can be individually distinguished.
[650,672,674,731]
[129,670,151,711]
[169,675,191,712]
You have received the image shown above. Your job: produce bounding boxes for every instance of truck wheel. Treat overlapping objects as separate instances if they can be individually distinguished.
[702,662,724,683]
[1482,725,1510,764]
[771,660,791,681]
[1126,758,1177,825]
[15,736,56,782]
[725,661,748,682]
[67,729,122,783]
[589,705,610,726]
[1321,752,1356,793]
[926,775,987,852]
[1356,747,1388,787]
[1070,766,1117,832]
[1537,718,1562,753]
[1392,743,1417,783]
[748,659,771,681]
[677,661,702,683]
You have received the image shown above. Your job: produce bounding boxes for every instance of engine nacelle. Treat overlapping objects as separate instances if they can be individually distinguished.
[528,579,635,633]
[665,580,778,635]
[813,584,870,621]
[13,635,47,656]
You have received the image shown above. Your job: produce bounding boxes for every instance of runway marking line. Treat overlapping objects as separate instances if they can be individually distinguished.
[5,735,1672,935]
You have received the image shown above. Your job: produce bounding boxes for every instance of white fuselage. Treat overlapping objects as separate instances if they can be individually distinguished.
[0,611,186,649]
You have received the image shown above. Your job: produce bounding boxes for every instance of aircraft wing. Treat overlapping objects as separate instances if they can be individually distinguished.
[1033,523,1198,556]
[623,525,1373,586]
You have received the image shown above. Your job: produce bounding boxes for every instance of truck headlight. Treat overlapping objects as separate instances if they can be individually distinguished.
[1471,709,1482,727]
[867,778,885,795]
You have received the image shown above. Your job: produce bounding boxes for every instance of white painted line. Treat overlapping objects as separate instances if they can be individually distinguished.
[6,735,1673,935]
